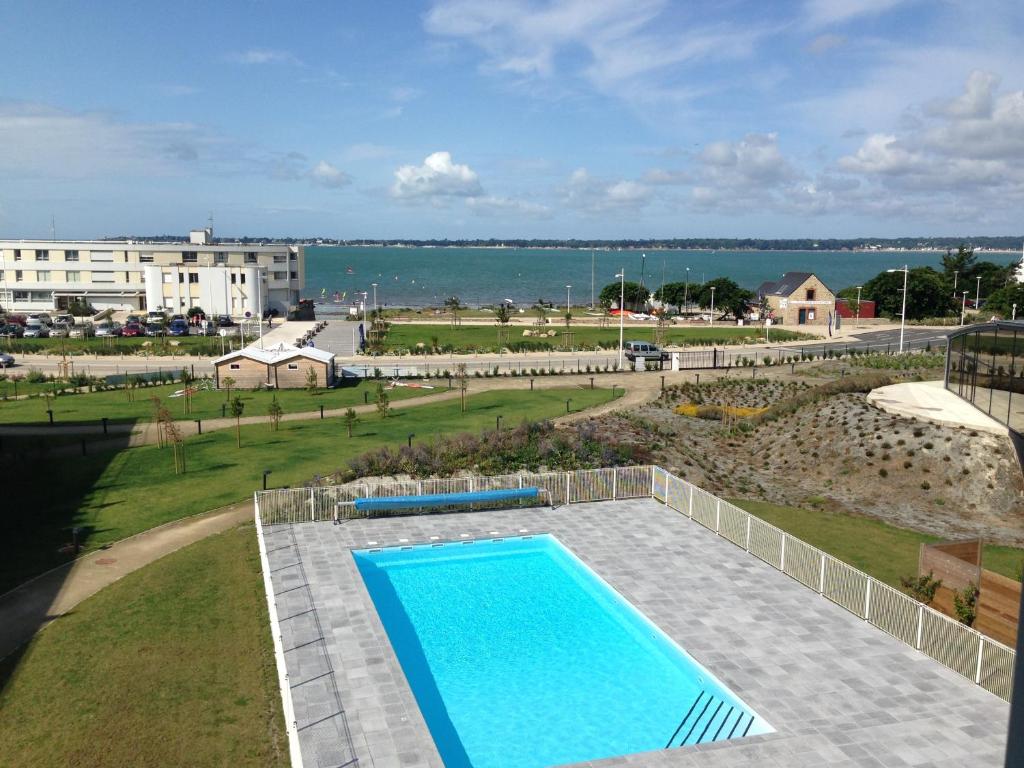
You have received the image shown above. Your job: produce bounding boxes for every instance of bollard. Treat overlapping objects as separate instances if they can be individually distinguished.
[566,399,571,413]
[790,362,796,374]
[590,377,594,390]
[364,390,369,404]
[195,419,202,434]
[660,375,665,391]
[221,403,226,418]
[530,378,534,391]
[101,417,108,434]
[47,409,54,426]
[320,404,325,420]
[695,373,700,386]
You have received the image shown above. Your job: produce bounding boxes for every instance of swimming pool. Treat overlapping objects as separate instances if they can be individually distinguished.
[354,535,771,768]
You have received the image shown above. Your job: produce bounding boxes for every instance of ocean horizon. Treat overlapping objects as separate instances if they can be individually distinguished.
[304,246,1020,309]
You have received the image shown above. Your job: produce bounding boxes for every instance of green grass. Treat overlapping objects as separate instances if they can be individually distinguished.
[1,386,615,591]
[0,523,288,768]
[0,378,434,425]
[731,499,1024,586]
[0,334,225,356]
[379,323,812,353]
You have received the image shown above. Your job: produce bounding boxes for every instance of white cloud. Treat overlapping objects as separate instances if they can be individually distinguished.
[802,0,911,29]
[563,168,652,212]
[391,151,483,201]
[642,168,691,185]
[309,160,351,189]
[225,49,301,65]
[806,33,845,54]
[466,195,552,217]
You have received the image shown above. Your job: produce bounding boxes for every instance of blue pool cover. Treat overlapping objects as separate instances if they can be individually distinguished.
[353,487,540,512]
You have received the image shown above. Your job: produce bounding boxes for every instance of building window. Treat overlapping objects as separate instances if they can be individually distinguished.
[214,253,227,264]
[139,254,154,263]
[15,270,23,282]
[178,273,185,283]
[808,310,816,320]
[273,254,286,263]
[240,274,246,284]
[287,363,299,370]
[188,273,199,284]
[65,250,79,261]
[230,273,237,284]
[229,363,241,370]
[67,271,81,282]
[272,271,287,280]
[289,251,297,261]
[13,249,21,261]
[805,288,816,301]
[13,290,27,300]
[35,249,49,261]
[37,270,51,281]
[182,251,198,263]
[244,252,257,264]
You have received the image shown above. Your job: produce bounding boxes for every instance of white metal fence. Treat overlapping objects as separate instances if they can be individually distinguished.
[254,463,1015,703]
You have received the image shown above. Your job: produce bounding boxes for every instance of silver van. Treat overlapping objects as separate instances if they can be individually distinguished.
[624,341,667,362]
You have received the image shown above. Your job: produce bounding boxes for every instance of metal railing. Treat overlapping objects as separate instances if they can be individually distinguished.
[254,463,1015,711]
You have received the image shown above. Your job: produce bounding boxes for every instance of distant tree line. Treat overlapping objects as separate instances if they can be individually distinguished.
[101,235,1024,251]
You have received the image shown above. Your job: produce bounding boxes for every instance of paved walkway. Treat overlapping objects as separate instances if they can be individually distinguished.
[0,502,253,661]
[867,379,1008,435]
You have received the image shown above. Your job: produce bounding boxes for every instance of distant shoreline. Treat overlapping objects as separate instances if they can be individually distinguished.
[311,244,1021,255]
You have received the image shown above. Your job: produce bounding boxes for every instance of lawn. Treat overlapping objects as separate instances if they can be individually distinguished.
[379,323,813,353]
[1,386,617,591]
[731,499,1023,586]
[0,377,435,425]
[0,334,226,356]
[0,523,288,768]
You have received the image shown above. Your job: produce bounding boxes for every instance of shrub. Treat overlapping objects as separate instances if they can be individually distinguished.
[878,468,888,477]
[900,571,941,605]
[953,584,979,626]
[920,480,930,490]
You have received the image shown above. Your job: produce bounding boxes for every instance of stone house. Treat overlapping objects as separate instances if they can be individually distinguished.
[756,272,836,326]
[213,344,336,389]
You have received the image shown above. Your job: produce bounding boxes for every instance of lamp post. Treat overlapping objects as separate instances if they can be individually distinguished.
[1014,304,1018,321]
[615,269,625,370]
[683,267,690,314]
[976,276,982,310]
[709,286,716,328]
[257,266,264,349]
[961,291,968,326]
[565,285,571,315]
[953,270,958,297]
[886,265,909,354]
[855,285,862,325]
[371,282,378,316]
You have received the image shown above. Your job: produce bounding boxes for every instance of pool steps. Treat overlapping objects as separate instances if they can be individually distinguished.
[664,691,754,749]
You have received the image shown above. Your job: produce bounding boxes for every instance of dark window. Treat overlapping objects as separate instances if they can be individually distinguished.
[188,273,199,284]
[805,288,815,301]
[35,249,49,261]
[13,249,21,261]
[240,274,246,284]
[244,252,257,264]
[65,250,79,261]
[182,251,198,263]
[178,273,185,283]
[229,363,240,370]
[290,271,298,280]
[230,274,237,284]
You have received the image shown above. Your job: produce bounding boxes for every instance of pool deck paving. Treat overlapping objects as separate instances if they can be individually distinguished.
[264,499,1009,768]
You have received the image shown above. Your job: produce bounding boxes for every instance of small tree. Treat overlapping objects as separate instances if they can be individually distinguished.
[222,375,236,402]
[267,395,283,431]
[456,362,468,413]
[305,366,319,395]
[375,382,390,419]
[229,395,245,448]
[444,296,462,328]
[166,419,185,474]
[343,407,359,437]
[533,303,547,326]
[495,302,512,347]
[953,583,980,626]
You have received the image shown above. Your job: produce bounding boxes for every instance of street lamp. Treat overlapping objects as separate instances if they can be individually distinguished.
[709,286,716,328]
[566,285,572,314]
[371,282,378,316]
[615,269,625,370]
[886,265,909,354]
[961,291,969,326]
[976,276,982,310]
[953,270,958,297]
[855,285,862,324]
[684,267,690,314]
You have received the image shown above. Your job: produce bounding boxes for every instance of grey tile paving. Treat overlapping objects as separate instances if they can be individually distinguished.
[262,500,1010,768]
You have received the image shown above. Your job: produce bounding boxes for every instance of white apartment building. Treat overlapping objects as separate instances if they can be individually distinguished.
[0,228,304,316]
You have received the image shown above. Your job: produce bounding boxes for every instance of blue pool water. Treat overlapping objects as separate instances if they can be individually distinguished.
[353,535,771,768]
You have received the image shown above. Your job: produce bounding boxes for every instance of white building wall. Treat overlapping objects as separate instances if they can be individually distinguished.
[144,265,163,311]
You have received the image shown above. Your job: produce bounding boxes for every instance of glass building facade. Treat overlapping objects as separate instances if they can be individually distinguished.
[946,321,1024,434]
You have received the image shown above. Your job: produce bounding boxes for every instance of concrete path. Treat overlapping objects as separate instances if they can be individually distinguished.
[0,501,253,661]
[867,379,1008,435]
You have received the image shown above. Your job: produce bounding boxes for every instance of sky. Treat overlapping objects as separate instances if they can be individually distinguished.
[1,0,1022,240]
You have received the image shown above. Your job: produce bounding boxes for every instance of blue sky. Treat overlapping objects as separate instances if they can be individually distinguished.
[1,0,1022,240]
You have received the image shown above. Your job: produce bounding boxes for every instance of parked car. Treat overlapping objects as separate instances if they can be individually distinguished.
[171,314,186,322]
[49,322,71,338]
[122,322,145,337]
[215,315,235,327]
[27,313,52,324]
[167,319,190,337]
[68,324,95,338]
[624,341,669,362]
[5,314,27,327]
[94,321,123,338]
[0,324,24,338]
[144,323,164,337]
[0,352,14,367]
[53,313,75,326]
[22,324,50,338]
[125,314,142,325]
